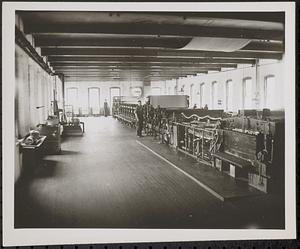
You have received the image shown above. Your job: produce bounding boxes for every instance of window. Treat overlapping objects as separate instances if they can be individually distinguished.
[242,77,252,109]
[225,80,233,111]
[264,75,276,109]
[151,87,161,95]
[88,87,100,115]
[66,87,78,114]
[190,84,194,107]
[110,87,121,112]
[199,83,205,108]
[211,81,218,109]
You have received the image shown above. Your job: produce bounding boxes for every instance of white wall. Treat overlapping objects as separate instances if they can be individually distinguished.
[151,59,284,112]
[64,58,284,114]
[15,44,62,181]
[64,80,144,114]
[15,44,62,137]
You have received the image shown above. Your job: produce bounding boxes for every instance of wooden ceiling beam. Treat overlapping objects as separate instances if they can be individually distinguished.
[36,38,283,52]
[47,54,257,61]
[64,75,191,81]
[35,37,191,49]
[64,75,184,78]
[60,70,209,75]
[55,70,209,73]
[63,73,201,77]
[18,11,284,26]
[53,64,223,67]
[42,47,282,59]
[50,62,237,68]
[169,12,284,22]
[56,69,208,72]
[53,67,222,72]
[26,23,283,41]
[47,56,255,64]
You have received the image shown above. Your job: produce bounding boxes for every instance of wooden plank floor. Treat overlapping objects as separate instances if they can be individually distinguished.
[137,137,263,200]
[15,117,284,228]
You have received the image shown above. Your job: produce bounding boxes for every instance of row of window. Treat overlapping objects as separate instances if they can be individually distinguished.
[66,87,121,114]
[152,75,276,111]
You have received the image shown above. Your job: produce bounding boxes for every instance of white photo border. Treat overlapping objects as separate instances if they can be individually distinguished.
[2,1,296,246]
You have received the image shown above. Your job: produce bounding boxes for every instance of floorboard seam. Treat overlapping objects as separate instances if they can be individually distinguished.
[136,140,225,202]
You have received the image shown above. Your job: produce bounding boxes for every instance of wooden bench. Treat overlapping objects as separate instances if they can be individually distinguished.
[212,129,257,179]
[212,151,253,178]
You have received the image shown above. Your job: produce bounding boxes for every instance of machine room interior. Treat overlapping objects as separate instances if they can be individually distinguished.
[14,11,286,229]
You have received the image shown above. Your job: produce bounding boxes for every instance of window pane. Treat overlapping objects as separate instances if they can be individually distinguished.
[89,89,99,108]
[200,83,204,108]
[190,84,194,107]
[226,80,233,111]
[89,88,100,114]
[67,88,78,113]
[243,78,252,109]
[265,76,276,109]
[211,81,218,109]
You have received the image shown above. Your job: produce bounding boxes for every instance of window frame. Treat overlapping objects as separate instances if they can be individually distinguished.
[88,87,101,110]
[264,74,275,108]
[242,77,252,109]
[211,81,218,109]
[225,79,233,111]
[190,84,194,107]
[199,82,205,108]
[66,87,79,106]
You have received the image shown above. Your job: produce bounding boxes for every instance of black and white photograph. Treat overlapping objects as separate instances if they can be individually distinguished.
[2,2,296,246]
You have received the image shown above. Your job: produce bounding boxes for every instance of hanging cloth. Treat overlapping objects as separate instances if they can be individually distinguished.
[179,37,251,52]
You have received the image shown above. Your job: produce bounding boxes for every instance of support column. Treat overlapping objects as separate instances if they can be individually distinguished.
[254,59,261,109]
[59,74,65,110]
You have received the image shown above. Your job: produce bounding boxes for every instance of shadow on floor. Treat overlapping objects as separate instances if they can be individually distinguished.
[59,150,81,155]
[17,160,60,181]
[61,136,84,143]
[35,159,61,178]
[14,159,63,228]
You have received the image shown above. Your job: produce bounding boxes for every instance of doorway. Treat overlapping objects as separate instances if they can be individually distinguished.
[88,87,100,116]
